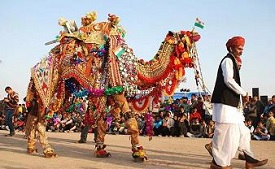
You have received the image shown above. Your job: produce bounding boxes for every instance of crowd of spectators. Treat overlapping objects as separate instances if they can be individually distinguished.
[1,94,275,141]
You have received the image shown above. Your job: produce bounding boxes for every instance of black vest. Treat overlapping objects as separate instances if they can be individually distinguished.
[211,53,241,107]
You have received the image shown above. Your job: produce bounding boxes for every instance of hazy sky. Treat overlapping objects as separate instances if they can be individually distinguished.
[1,0,275,102]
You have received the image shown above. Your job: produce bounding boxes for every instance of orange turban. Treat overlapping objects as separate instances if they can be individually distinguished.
[226,36,245,50]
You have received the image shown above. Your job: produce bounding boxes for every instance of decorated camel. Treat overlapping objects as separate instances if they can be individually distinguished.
[25,11,201,160]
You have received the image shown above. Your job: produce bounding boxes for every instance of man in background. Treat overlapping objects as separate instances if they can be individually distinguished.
[3,86,19,136]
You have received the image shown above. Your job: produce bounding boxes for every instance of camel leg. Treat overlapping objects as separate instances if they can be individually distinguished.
[36,121,57,158]
[95,117,110,158]
[25,115,38,154]
[25,114,56,157]
[113,93,130,114]
[125,113,147,161]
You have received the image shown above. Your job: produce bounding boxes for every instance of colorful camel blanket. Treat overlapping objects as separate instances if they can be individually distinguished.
[31,56,57,107]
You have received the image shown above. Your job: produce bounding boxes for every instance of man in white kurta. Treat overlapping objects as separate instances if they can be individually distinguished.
[212,57,251,165]
[210,36,267,169]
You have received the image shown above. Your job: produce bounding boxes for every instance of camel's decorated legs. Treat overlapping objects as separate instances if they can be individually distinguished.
[95,110,147,161]
[113,94,147,160]
[95,117,111,157]
[25,114,57,158]
[125,112,148,162]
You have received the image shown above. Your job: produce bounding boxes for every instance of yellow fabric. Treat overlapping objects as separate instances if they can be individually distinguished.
[113,93,130,114]
[267,116,275,135]
[25,114,54,154]
[96,118,107,143]
[18,106,23,113]
[125,117,139,146]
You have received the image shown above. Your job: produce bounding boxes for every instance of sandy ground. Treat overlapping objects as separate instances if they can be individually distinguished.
[0,130,274,169]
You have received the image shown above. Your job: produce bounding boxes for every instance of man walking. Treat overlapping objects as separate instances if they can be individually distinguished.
[210,36,268,169]
[3,86,19,136]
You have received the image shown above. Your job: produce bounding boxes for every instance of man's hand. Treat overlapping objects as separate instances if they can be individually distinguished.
[4,98,9,102]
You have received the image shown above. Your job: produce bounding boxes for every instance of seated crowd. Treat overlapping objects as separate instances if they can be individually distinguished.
[0,94,275,141]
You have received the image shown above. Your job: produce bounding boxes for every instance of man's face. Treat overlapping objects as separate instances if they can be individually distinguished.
[231,45,244,58]
[5,89,12,95]
[244,95,249,102]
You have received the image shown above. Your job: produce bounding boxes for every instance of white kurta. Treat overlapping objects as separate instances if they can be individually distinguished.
[212,56,246,124]
[212,55,254,166]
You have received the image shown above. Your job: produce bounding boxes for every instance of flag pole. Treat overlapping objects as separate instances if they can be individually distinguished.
[191,26,195,33]
[192,18,210,96]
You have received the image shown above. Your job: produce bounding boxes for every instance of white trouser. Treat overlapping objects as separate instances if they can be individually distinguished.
[212,122,254,166]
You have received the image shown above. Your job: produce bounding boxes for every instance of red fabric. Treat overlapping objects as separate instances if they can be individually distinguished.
[26,101,31,108]
[196,102,204,117]
[15,120,25,127]
[235,57,242,69]
[235,57,242,64]
[226,36,245,49]
[83,112,94,125]
[190,112,202,122]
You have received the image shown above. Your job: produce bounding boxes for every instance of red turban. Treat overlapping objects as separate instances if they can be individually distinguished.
[226,36,245,50]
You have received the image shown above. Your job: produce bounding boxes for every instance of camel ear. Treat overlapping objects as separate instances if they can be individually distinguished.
[73,21,78,31]
[167,31,174,36]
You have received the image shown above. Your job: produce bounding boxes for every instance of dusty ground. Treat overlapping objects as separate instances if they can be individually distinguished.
[0,130,274,169]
